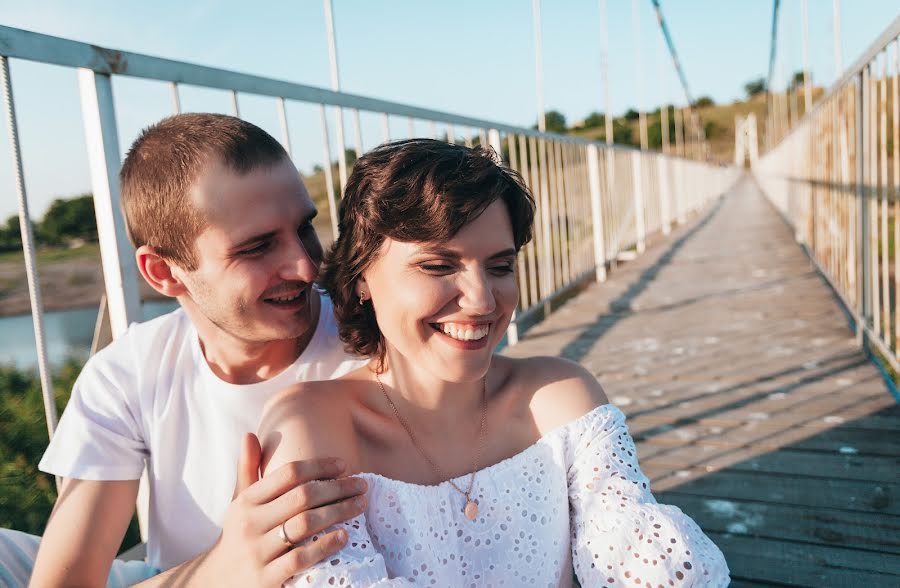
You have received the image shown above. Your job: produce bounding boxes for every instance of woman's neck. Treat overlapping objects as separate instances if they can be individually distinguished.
[376,348,487,421]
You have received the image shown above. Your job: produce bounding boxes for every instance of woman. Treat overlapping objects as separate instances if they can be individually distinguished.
[259,139,729,586]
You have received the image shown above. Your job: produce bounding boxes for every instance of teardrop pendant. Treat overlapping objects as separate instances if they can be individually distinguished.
[464,499,479,521]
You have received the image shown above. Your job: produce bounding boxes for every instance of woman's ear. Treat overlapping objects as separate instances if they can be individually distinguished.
[135,245,187,298]
[355,275,372,304]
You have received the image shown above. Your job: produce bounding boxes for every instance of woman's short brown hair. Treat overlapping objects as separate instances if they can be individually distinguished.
[321,138,535,363]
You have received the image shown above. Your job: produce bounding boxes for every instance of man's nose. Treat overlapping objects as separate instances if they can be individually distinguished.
[458,271,496,315]
[279,235,320,283]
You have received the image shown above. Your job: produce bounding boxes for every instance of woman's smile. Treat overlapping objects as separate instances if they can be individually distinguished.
[429,321,493,349]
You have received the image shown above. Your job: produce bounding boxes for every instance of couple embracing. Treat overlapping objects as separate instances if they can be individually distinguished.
[8,113,728,587]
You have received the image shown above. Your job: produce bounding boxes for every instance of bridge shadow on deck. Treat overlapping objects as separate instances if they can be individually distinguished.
[504,175,900,586]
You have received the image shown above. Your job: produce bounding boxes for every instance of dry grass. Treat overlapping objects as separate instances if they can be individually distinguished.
[566,88,825,165]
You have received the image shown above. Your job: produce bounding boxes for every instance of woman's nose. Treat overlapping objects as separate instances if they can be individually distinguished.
[458,271,496,315]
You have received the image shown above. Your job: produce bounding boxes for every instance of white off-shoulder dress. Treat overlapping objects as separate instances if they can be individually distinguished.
[285,405,729,587]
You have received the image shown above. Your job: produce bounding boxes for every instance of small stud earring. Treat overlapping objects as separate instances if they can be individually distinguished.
[359,292,367,305]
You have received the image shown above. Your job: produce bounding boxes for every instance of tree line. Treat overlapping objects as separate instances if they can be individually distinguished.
[0,194,98,252]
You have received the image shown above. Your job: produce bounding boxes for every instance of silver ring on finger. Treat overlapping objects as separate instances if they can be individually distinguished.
[278,520,296,545]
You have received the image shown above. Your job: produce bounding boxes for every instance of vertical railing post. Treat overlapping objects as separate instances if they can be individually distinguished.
[675,159,686,224]
[587,144,607,282]
[319,104,339,237]
[230,90,240,117]
[856,71,868,346]
[77,69,143,338]
[538,138,553,314]
[77,68,146,540]
[489,128,518,346]
[658,155,671,235]
[323,0,349,196]
[631,150,646,253]
[276,97,293,158]
[169,82,181,114]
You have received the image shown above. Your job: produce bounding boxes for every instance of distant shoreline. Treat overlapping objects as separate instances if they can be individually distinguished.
[0,248,166,318]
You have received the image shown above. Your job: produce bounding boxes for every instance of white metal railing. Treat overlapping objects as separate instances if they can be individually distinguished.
[755,15,900,374]
[1,25,737,532]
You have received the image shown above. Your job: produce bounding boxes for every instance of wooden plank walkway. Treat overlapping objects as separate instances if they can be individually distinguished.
[504,175,900,586]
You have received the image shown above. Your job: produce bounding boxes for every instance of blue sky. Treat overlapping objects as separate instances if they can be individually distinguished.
[0,0,897,219]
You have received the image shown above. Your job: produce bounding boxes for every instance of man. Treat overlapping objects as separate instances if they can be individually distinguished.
[16,113,368,586]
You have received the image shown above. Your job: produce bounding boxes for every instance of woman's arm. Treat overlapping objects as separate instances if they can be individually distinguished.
[520,356,729,585]
[258,382,417,587]
[564,405,731,586]
[259,381,358,476]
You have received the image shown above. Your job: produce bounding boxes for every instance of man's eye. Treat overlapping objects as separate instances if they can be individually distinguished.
[420,263,453,272]
[490,264,515,275]
[239,242,272,256]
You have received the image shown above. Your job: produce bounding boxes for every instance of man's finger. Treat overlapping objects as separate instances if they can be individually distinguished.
[265,528,349,585]
[259,477,367,532]
[233,433,262,500]
[244,457,345,505]
[261,489,367,560]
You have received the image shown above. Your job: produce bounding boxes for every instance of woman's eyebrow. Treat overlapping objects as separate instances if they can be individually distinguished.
[415,246,459,258]
[413,247,517,259]
[488,248,517,259]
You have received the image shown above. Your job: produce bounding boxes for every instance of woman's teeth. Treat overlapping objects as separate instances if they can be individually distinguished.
[438,323,490,341]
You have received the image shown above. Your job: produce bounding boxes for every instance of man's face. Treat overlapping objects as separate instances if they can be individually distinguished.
[175,156,323,345]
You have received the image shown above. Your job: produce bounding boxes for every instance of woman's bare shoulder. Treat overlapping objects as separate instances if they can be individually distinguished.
[258,376,364,475]
[500,355,609,435]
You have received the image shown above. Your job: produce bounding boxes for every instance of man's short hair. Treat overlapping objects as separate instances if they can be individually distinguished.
[120,113,289,270]
[321,138,535,363]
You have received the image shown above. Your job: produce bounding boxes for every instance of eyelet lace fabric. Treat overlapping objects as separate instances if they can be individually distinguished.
[284,405,729,587]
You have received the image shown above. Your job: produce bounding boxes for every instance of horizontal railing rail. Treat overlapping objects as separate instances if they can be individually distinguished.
[1,24,738,541]
[755,15,900,375]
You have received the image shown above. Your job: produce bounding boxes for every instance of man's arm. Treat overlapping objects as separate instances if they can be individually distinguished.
[29,478,140,587]
[30,435,365,588]
[134,433,366,588]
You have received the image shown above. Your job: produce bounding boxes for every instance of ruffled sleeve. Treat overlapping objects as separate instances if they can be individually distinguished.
[283,515,416,587]
[566,406,730,587]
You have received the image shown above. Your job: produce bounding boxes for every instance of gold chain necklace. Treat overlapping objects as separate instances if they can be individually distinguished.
[374,372,487,521]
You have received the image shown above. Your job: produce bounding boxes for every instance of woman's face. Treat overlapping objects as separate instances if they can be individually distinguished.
[359,199,519,383]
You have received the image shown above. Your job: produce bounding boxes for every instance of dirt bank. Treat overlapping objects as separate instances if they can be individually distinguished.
[0,253,166,317]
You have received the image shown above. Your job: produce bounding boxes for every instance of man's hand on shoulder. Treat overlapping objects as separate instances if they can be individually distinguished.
[140,432,367,587]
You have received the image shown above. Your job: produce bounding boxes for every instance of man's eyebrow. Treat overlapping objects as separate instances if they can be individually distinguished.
[230,230,277,250]
[229,210,318,250]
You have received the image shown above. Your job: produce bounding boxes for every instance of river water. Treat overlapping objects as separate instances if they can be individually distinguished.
[0,300,179,371]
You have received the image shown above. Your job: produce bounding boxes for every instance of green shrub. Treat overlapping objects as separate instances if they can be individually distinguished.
[0,360,141,551]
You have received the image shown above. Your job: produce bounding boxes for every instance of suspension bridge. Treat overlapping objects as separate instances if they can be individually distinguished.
[1,3,899,586]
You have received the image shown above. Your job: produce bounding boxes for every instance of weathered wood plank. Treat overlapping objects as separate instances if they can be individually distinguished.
[659,493,900,554]
[717,539,900,587]
[504,177,900,585]
[640,446,899,483]
[645,466,899,514]
[637,408,900,456]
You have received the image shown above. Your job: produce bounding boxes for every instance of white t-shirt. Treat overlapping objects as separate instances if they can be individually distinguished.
[39,292,366,571]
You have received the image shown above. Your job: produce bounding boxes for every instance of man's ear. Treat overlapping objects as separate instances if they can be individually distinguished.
[135,245,188,298]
